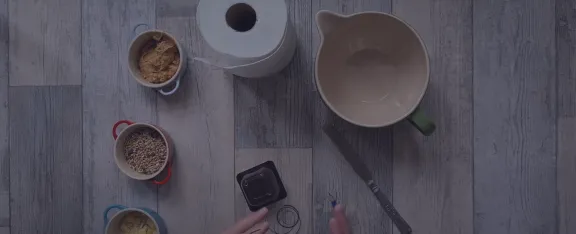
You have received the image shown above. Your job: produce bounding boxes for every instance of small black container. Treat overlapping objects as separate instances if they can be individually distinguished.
[236,161,287,211]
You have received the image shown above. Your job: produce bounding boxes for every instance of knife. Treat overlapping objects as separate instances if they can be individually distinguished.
[323,124,413,234]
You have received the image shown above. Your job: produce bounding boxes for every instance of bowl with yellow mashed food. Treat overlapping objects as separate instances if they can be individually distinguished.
[104,205,166,234]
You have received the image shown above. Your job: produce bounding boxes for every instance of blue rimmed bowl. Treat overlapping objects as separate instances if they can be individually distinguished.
[104,205,167,234]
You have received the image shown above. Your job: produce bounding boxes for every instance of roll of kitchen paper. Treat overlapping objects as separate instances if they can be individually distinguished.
[195,0,297,78]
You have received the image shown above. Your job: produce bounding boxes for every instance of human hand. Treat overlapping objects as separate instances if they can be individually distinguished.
[222,208,269,234]
[330,204,350,234]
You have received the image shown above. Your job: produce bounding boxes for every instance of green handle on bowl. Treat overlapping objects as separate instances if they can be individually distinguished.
[407,107,436,136]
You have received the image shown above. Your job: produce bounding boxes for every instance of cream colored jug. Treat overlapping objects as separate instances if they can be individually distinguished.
[315,10,435,135]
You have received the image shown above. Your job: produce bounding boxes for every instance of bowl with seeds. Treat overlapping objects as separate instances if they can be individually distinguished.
[112,120,173,184]
[128,30,186,96]
[104,204,167,234]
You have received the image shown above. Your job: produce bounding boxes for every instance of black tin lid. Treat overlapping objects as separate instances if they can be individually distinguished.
[236,161,287,211]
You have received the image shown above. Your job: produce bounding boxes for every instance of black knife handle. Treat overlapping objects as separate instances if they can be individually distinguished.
[368,182,412,234]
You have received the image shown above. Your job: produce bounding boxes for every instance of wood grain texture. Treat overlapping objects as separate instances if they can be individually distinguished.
[473,0,557,233]
[558,118,576,234]
[557,0,576,117]
[311,1,393,234]
[82,1,157,233]
[234,0,314,148]
[391,0,473,234]
[9,87,82,234]
[557,1,576,232]
[235,149,312,234]
[8,0,81,86]
[0,0,9,227]
[313,116,393,234]
[156,1,235,233]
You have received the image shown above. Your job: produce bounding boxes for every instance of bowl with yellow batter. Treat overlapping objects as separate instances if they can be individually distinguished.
[104,205,166,234]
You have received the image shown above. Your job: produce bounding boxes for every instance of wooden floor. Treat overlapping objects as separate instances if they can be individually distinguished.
[0,0,574,233]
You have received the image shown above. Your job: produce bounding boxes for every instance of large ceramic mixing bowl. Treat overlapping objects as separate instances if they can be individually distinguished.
[315,10,435,135]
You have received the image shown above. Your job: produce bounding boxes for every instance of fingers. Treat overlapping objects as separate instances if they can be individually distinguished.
[333,204,349,229]
[329,218,341,234]
[227,208,269,234]
[330,204,350,234]
[243,221,269,234]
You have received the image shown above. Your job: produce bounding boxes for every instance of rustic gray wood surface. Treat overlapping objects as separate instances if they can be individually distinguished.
[391,0,473,234]
[8,0,81,86]
[3,0,576,233]
[234,0,314,149]
[557,0,576,233]
[558,118,576,234]
[9,87,83,234]
[0,0,9,228]
[474,0,557,234]
[156,1,236,232]
[82,0,158,233]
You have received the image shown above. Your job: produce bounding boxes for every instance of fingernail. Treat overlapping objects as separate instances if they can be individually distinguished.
[258,207,268,214]
[335,204,345,211]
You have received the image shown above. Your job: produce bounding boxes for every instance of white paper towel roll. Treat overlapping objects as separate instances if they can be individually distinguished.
[196,0,296,78]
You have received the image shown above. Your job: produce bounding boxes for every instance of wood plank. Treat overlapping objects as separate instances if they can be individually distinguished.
[8,0,81,86]
[0,227,8,234]
[233,0,314,148]
[156,1,235,233]
[82,1,157,233]
[558,118,576,234]
[557,1,576,232]
[9,87,82,234]
[0,0,9,227]
[235,149,312,234]
[311,1,393,234]
[473,0,557,233]
[313,118,393,234]
[557,0,576,117]
[391,0,473,234]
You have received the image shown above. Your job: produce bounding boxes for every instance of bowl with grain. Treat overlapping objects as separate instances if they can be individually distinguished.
[128,30,186,96]
[112,120,173,184]
[104,205,167,234]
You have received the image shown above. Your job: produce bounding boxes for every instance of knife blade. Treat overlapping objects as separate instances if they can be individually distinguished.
[323,124,413,234]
